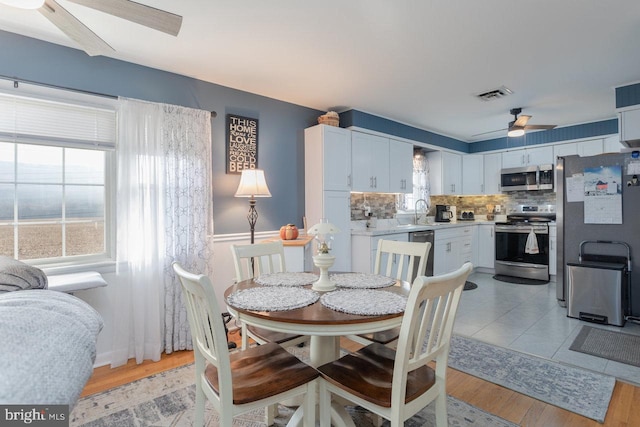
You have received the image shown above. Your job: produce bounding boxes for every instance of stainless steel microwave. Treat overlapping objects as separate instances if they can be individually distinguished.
[500,164,554,191]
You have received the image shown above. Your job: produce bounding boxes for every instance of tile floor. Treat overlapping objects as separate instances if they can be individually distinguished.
[456,272,640,386]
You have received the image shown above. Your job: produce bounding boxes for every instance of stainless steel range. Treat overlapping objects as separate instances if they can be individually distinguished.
[495,205,556,281]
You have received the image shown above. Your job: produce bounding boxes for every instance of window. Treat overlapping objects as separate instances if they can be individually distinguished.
[0,82,116,268]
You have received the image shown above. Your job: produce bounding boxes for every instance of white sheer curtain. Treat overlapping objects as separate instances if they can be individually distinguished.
[111,98,213,367]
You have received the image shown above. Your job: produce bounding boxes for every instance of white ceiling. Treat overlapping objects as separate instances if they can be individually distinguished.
[2,1,640,142]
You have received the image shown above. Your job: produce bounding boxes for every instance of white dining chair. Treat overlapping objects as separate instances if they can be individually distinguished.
[349,238,431,347]
[172,262,318,427]
[318,262,473,427]
[230,241,308,350]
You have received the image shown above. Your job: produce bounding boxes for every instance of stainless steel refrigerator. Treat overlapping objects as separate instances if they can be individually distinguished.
[556,152,640,321]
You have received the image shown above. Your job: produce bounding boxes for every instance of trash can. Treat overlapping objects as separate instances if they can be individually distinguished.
[566,260,627,326]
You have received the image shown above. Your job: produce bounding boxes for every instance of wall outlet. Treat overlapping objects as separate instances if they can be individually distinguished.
[495,205,501,213]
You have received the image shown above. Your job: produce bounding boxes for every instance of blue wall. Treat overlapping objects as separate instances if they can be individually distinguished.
[343,109,619,153]
[469,119,619,153]
[0,30,322,235]
[340,109,469,152]
[616,82,640,109]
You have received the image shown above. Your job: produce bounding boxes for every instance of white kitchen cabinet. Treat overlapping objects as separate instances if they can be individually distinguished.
[433,226,473,275]
[426,151,462,195]
[461,153,501,195]
[351,232,409,274]
[352,132,389,192]
[483,152,502,194]
[389,139,413,193]
[305,125,352,272]
[618,107,640,144]
[603,135,623,153]
[462,154,484,195]
[549,224,557,277]
[304,125,352,191]
[502,146,554,168]
[476,224,495,269]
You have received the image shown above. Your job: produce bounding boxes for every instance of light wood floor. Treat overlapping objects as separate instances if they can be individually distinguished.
[81,329,640,426]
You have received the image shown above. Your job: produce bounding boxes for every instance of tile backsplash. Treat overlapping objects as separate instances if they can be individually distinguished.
[350,190,557,219]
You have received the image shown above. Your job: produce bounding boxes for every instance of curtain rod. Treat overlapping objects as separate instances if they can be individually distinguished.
[0,74,218,117]
[0,74,117,100]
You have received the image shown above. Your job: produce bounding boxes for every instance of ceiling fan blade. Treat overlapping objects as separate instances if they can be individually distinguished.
[524,124,557,130]
[67,0,182,36]
[512,115,531,128]
[470,128,508,138]
[39,0,115,56]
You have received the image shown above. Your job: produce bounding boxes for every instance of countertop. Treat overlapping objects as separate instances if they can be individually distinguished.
[351,220,496,237]
[262,234,314,246]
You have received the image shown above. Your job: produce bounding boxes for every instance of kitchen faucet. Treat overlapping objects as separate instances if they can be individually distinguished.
[414,199,428,224]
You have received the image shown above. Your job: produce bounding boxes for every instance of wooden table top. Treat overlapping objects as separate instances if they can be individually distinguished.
[224,275,410,327]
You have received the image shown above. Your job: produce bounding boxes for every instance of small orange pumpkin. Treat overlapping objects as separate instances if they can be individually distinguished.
[279,224,299,240]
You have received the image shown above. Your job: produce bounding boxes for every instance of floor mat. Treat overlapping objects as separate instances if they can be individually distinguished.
[570,325,640,368]
[463,281,478,290]
[493,274,549,285]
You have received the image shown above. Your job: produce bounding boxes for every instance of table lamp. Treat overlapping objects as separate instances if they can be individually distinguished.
[308,219,340,291]
[234,169,271,244]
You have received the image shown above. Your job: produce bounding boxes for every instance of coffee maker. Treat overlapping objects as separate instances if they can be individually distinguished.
[435,205,453,222]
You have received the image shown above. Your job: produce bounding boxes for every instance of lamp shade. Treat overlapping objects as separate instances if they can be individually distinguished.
[307,221,340,236]
[0,0,44,9]
[234,169,271,198]
[507,127,525,138]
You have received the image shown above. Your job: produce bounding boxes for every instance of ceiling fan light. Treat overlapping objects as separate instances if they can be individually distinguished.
[507,128,525,138]
[0,0,44,9]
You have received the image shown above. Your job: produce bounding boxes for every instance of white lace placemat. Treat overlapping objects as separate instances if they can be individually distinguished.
[320,289,407,316]
[254,272,318,286]
[227,287,319,312]
[330,273,396,289]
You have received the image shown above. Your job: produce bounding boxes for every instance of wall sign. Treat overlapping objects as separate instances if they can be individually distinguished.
[226,114,258,174]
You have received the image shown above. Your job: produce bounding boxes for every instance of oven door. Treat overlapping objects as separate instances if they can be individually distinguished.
[495,223,549,281]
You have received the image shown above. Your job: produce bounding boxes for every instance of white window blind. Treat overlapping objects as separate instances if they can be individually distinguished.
[0,92,116,150]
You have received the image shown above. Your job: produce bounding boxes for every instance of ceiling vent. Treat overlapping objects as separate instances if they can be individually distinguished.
[476,86,513,101]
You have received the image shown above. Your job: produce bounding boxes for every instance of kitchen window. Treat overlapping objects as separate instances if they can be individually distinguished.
[0,82,116,271]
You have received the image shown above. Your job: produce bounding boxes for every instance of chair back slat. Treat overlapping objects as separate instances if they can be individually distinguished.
[231,241,287,281]
[373,239,431,284]
[172,263,233,399]
[392,262,472,404]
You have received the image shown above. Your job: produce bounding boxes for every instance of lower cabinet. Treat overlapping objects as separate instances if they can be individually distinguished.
[476,224,495,269]
[433,226,473,275]
[351,232,409,274]
[549,224,557,277]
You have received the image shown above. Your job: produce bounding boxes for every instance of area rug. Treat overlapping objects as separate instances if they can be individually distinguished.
[70,362,517,427]
[570,325,640,368]
[449,335,615,423]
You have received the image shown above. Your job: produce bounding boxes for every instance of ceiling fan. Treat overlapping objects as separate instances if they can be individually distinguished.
[472,107,557,139]
[506,107,556,137]
[0,0,182,57]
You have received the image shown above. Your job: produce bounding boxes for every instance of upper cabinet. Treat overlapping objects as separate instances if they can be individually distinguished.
[304,124,352,192]
[461,153,502,195]
[553,139,604,161]
[618,107,640,146]
[461,154,483,194]
[501,145,554,168]
[483,152,502,194]
[389,139,413,193]
[603,135,623,153]
[352,132,390,192]
[426,151,462,195]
